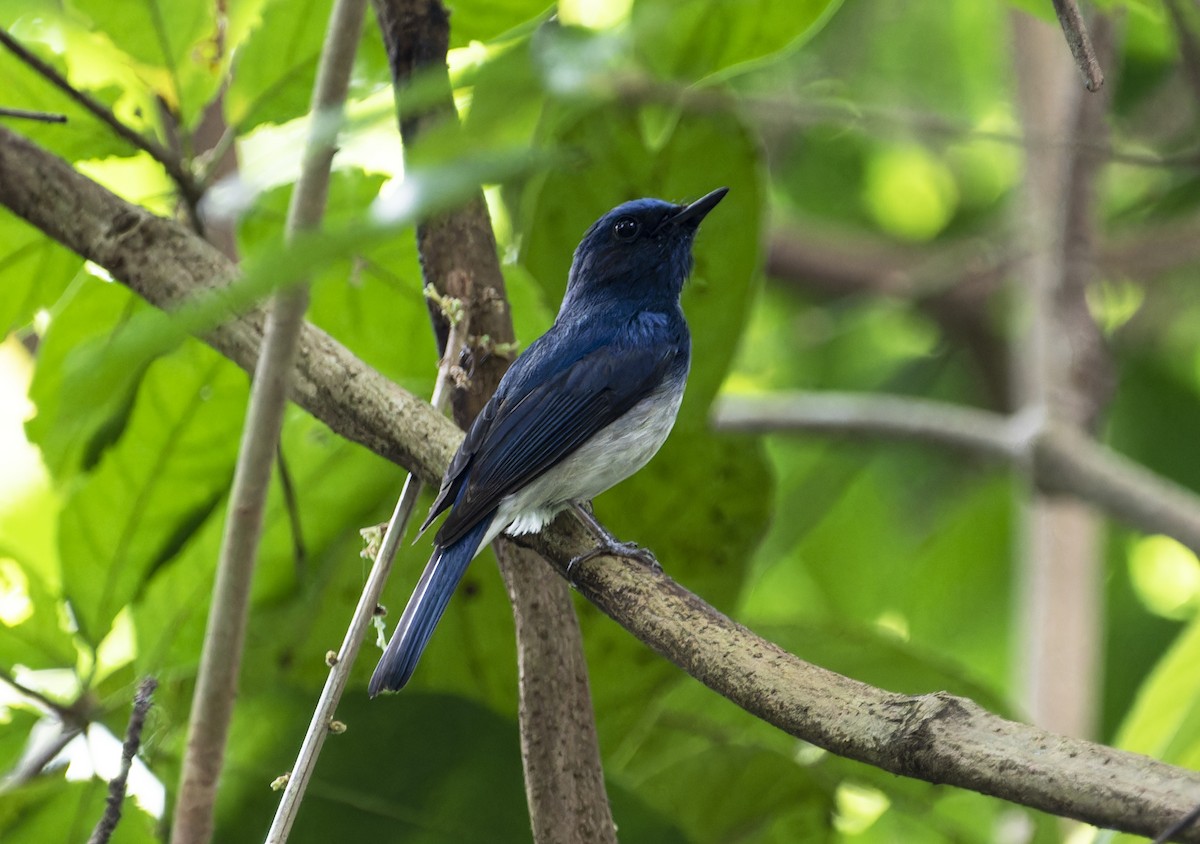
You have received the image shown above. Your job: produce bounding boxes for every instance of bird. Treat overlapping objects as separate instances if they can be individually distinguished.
[369,186,729,694]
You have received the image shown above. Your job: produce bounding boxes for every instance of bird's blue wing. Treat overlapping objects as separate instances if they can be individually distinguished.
[432,324,685,547]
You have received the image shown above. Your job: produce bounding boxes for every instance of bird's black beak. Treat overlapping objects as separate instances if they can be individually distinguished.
[668,187,729,228]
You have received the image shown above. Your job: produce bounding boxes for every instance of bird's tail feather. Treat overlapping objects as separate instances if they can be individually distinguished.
[368,514,493,695]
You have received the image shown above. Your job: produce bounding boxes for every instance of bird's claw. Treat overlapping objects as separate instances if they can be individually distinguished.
[565,540,661,586]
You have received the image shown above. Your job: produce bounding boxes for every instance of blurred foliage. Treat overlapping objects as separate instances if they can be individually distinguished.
[2,0,1200,842]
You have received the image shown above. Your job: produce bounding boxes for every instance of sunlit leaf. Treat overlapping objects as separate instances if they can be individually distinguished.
[67,0,221,125]
[0,776,158,843]
[58,340,248,648]
[631,0,843,80]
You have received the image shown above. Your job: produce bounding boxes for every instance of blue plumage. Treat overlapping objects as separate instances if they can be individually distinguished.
[369,187,728,695]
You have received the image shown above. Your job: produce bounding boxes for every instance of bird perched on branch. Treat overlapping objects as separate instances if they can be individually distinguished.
[369,187,728,694]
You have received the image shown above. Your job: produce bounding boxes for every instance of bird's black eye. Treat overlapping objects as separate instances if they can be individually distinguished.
[613,217,639,241]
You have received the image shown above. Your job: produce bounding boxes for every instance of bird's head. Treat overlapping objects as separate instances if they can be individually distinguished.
[562,187,728,312]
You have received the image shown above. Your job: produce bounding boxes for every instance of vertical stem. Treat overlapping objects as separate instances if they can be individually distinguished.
[265,319,466,843]
[1010,10,1113,740]
[369,2,617,839]
[170,1,368,842]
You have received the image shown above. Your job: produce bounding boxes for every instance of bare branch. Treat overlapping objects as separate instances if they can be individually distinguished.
[0,106,67,123]
[520,519,1200,842]
[1049,0,1105,91]
[713,392,1200,555]
[265,316,467,844]
[88,678,157,844]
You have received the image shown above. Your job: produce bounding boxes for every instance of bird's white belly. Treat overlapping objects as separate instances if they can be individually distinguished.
[484,377,686,545]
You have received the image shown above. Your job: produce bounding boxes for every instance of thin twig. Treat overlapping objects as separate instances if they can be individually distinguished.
[0,665,73,719]
[170,2,368,842]
[0,106,67,122]
[1155,802,1200,844]
[264,316,467,844]
[1050,0,1105,91]
[88,678,157,844]
[275,442,308,570]
[0,30,201,205]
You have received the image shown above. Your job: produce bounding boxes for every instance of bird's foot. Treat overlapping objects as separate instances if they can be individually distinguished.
[565,540,661,585]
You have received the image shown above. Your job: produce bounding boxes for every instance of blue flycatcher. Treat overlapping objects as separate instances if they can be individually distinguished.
[370,187,728,694]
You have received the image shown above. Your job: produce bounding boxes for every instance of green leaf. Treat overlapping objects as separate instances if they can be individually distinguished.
[635,744,831,843]
[235,170,439,387]
[58,339,247,648]
[214,691,531,843]
[0,218,82,337]
[0,37,135,163]
[631,0,843,80]
[66,0,221,125]
[1114,615,1200,769]
[0,552,77,671]
[0,775,159,844]
[225,0,329,131]
[27,278,145,481]
[131,413,402,679]
[0,706,42,777]
[445,0,553,48]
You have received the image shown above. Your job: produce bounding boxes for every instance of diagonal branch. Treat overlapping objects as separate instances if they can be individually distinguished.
[4,124,1200,841]
[1049,0,1105,91]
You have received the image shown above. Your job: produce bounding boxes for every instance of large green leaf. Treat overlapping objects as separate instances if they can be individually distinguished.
[635,744,831,843]
[225,0,332,132]
[235,171,439,387]
[0,775,159,844]
[0,36,135,163]
[0,551,77,671]
[632,0,843,80]
[1096,617,1200,844]
[0,218,82,337]
[58,338,247,648]
[26,279,147,481]
[131,413,402,679]
[1113,616,1200,768]
[66,0,222,125]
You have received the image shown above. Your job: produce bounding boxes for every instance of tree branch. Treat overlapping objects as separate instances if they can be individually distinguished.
[88,678,157,844]
[713,392,1200,555]
[369,2,616,840]
[170,3,367,842]
[1049,0,1105,91]
[4,125,1200,841]
[0,106,67,123]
